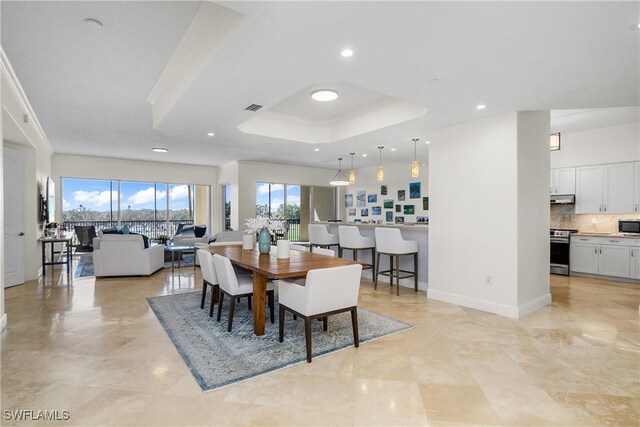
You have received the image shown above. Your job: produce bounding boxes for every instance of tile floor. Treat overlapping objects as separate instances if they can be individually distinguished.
[1,263,638,426]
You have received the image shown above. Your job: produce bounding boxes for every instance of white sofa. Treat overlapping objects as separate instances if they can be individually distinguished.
[93,234,164,277]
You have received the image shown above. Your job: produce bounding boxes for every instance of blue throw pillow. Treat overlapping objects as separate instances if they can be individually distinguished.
[194,226,206,238]
[129,232,149,249]
[102,228,119,235]
[120,225,130,234]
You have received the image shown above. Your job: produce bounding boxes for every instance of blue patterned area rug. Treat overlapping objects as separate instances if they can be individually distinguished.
[147,291,413,392]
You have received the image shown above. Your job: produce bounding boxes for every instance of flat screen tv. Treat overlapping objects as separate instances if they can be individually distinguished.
[46,177,55,223]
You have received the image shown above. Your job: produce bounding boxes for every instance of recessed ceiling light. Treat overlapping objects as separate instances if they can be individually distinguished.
[476,104,486,110]
[207,132,215,137]
[390,148,397,151]
[311,89,339,102]
[314,148,320,152]
[84,18,103,29]
[362,154,367,157]
[340,48,354,58]
[152,147,168,153]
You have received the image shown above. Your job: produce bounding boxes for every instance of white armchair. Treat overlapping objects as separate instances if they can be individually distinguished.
[93,234,164,277]
[278,264,363,363]
[172,224,210,246]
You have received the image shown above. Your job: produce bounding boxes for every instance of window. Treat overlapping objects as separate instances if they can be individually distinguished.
[256,182,302,241]
[223,184,231,231]
[62,178,117,223]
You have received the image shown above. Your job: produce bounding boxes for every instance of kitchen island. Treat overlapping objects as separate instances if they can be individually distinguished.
[317,222,428,291]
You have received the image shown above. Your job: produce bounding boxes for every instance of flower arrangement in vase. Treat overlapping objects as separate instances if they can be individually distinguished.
[244,215,287,254]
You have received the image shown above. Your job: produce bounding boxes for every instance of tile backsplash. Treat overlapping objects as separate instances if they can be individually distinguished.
[550,205,640,233]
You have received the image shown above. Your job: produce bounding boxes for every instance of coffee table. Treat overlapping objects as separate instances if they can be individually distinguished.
[165,245,196,273]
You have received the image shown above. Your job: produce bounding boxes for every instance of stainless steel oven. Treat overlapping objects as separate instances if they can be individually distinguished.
[550,229,577,275]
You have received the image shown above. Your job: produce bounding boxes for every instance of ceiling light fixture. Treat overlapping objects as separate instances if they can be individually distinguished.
[311,89,339,102]
[411,138,420,178]
[550,133,561,151]
[425,140,430,144]
[348,152,356,184]
[340,48,354,58]
[330,158,350,186]
[314,148,320,152]
[362,154,367,157]
[390,148,397,151]
[377,146,384,181]
[152,147,168,153]
[84,18,103,29]
[207,132,215,137]
[476,104,486,110]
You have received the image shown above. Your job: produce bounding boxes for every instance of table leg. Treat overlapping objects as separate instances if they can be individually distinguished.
[42,240,46,277]
[66,242,71,275]
[172,251,175,273]
[252,273,268,336]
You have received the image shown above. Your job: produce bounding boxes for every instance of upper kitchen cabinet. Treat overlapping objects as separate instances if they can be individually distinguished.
[576,162,635,214]
[634,162,640,213]
[550,167,575,195]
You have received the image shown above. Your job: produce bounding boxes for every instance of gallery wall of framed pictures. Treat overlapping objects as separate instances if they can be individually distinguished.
[344,179,429,224]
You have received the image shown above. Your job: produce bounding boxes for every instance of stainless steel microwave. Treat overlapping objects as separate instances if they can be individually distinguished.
[618,219,640,234]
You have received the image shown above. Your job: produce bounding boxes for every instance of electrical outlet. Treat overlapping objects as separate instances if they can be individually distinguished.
[484,275,493,285]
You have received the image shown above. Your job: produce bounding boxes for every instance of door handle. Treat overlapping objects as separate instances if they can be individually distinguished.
[599,205,602,212]
[603,204,606,212]
[599,247,602,254]
[594,247,597,254]
[18,232,25,236]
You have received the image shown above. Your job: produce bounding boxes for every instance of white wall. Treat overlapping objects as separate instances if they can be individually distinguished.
[51,154,218,231]
[428,111,550,318]
[550,121,640,168]
[340,162,429,224]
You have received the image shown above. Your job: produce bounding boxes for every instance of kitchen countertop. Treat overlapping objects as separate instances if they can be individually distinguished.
[316,221,429,230]
[573,232,640,239]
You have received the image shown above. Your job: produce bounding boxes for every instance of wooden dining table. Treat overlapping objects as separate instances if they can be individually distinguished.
[205,244,366,336]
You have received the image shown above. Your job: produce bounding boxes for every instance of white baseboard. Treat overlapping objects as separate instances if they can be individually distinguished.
[0,313,7,331]
[427,289,551,318]
[361,270,428,292]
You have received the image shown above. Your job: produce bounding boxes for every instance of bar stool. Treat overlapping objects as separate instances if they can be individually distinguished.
[338,226,375,272]
[374,228,418,295]
[308,224,340,252]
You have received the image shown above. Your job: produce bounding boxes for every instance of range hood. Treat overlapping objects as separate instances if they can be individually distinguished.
[550,194,575,204]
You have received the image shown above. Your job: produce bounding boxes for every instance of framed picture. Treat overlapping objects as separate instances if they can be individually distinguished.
[356,190,366,207]
[404,205,415,215]
[383,199,393,209]
[368,194,377,203]
[395,216,405,224]
[386,211,393,223]
[381,185,388,196]
[422,196,429,211]
[372,206,382,215]
[361,208,369,217]
[345,194,353,208]
[398,190,405,201]
[354,218,362,223]
[416,215,428,223]
[409,182,421,199]
[348,208,356,216]
[395,204,401,213]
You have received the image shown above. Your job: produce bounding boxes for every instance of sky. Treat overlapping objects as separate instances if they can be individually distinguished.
[62,178,193,211]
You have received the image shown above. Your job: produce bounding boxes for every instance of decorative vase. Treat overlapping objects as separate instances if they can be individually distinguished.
[258,228,271,254]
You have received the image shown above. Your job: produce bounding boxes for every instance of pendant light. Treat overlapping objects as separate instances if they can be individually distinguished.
[348,152,356,184]
[377,146,384,181]
[411,138,420,177]
[330,157,350,186]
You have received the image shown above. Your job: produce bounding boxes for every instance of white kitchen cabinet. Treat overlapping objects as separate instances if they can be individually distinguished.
[575,165,603,213]
[598,245,630,278]
[570,243,599,274]
[630,247,640,280]
[634,162,640,214]
[550,167,575,195]
[603,162,634,213]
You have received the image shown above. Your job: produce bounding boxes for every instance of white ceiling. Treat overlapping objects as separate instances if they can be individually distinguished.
[2,1,638,169]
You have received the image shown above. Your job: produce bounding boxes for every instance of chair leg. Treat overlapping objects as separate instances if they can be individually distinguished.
[209,285,217,318]
[304,318,313,363]
[371,248,376,273]
[268,290,275,324]
[374,252,381,289]
[414,252,418,292]
[351,308,359,347]
[338,246,343,257]
[247,295,252,311]
[278,305,285,342]
[389,255,394,288]
[396,256,401,296]
[353,249,358,262]
[293,314,297,320]
[200,280,207,309]
[227,296,236,332]
[322,316,328,331]
[217,291,224,322]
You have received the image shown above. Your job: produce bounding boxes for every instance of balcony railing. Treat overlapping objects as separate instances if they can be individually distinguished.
[62,219,194,240]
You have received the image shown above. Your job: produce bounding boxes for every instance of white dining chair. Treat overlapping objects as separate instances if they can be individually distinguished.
[308,224,340,252]
[213,254,275,332]
[311,247,335,257]
[197,250,219,317]
[374,228,419,295]
[278,264,363,362]
[290,244,309,252]
[338,225,375,272]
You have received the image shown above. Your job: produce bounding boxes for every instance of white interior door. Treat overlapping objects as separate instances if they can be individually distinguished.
[3,146,25,287]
